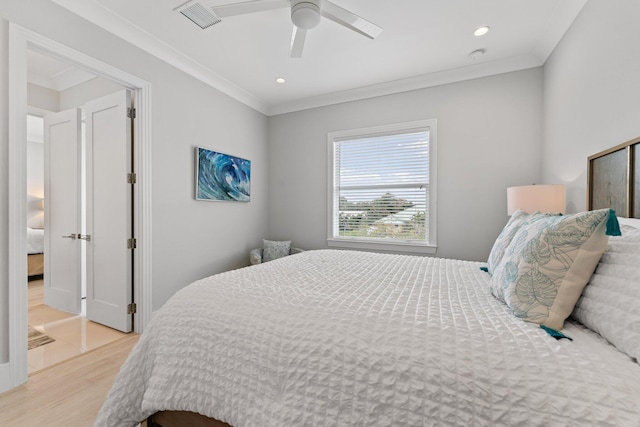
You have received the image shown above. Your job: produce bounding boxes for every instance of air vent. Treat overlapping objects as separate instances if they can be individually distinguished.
[175,1,221,30]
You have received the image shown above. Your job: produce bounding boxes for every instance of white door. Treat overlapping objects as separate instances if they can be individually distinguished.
[43,108,82,314]
[85,89,134,333]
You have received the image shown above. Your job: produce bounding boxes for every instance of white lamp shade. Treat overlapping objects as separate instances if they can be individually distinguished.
[507,185,565,215]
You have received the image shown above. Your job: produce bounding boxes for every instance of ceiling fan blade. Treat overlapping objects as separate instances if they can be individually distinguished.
[321,1,383,39]
[212,0,289,18]
[290,27,307,58]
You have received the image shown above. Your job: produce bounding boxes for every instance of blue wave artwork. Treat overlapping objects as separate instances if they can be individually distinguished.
[197,147,251,202]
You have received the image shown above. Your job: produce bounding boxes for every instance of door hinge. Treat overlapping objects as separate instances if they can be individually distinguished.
[127,172,137,184]
[127,303,137,314]
[127,107,136,119]
[127,238,137,249]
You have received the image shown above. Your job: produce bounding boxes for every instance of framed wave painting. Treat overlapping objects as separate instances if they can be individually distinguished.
[196,147,251,202]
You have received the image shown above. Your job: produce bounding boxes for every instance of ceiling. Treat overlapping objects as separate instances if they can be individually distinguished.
[46,0,587,115]
[28,49,96,92]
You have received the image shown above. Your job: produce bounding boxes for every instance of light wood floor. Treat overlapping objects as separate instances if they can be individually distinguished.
[0,334,139,427]
[28,278,44,307]
[28,279,128,373]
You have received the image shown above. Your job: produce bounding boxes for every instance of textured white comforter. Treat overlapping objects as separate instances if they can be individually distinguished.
[95,250,640,426]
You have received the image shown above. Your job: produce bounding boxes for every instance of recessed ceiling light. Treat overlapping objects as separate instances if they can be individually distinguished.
[474,26,490,37]
[275,77,286,84]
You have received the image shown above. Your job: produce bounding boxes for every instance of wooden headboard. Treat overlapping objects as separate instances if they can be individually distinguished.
[587,136,639,218]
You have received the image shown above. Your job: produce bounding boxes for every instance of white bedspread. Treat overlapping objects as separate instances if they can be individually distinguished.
[27,227,44,254]
[95,250,640,426]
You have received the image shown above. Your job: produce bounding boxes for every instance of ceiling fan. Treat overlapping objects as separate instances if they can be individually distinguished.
[175,0,383,58]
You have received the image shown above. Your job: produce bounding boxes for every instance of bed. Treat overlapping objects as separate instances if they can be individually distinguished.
[95,141,640,427]
[27,226,45,279]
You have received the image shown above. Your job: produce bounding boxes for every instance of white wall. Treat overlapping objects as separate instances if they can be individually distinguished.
[26,139,44,229]
[59,76,124,111]
[27,83,58,112]
[542,0,640,213]
[0,16,9,363]
[0,0,269,364]
[268,68,544,261]
[26,115,44,229]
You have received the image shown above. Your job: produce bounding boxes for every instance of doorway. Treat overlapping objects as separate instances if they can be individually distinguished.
[26,83,135,371]
[27,108,128,373]
[43,89,135,332]
[5,23,152,392]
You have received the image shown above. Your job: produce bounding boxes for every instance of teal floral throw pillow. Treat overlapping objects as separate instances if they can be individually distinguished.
[486,210,531,275]
[490,209,618,330]
[263,239,291,262]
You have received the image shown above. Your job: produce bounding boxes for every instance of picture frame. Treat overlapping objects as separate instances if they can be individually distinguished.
[195,146,251,202]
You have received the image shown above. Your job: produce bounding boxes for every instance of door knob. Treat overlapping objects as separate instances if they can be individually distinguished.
[62,233,77,240]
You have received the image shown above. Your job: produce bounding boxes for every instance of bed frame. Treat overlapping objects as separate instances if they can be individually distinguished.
[147,411,231,427]
[28,253,44,280]
[144,137,640,427]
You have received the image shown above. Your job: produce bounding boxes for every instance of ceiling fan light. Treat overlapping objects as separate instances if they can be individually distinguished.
[291,1,321,29]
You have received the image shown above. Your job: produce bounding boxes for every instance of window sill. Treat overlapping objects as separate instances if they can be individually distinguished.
[327,238,437,255]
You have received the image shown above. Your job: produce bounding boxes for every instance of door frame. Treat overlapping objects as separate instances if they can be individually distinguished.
[3,23,153,392]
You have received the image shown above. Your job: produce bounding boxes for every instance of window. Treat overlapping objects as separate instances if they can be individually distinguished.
[327,119,437,254]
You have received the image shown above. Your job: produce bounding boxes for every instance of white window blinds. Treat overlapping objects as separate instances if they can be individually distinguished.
[332,128,430,243]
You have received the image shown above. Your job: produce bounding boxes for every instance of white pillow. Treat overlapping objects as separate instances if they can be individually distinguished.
[617,216,640,230]
[491,209,613,330]
[572,219,640,362]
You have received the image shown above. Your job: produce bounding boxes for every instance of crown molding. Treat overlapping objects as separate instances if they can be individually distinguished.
[51,0,270,114]
[266,54,542,116]
[51,0,585,117]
